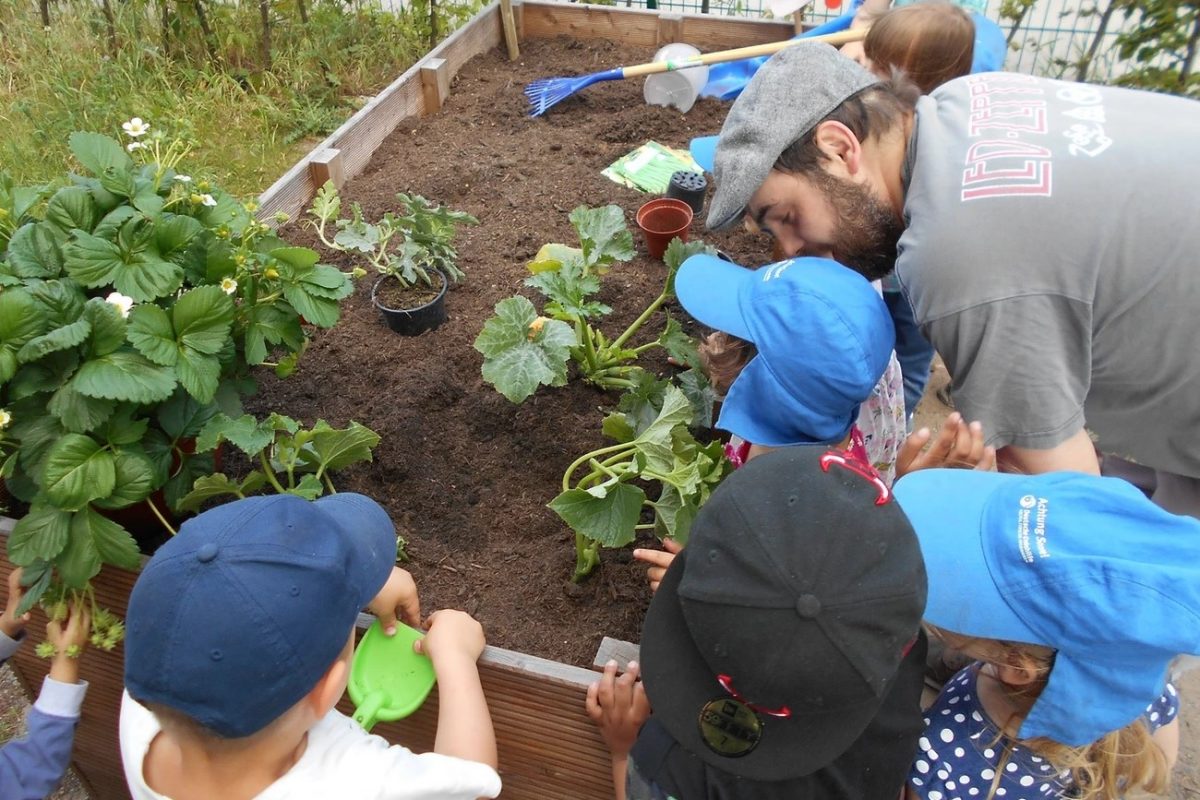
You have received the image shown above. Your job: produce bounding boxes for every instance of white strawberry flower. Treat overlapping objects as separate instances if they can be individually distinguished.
[221,277,238,295]
[126,141,145,152]
[199,193,217,207]
[105,291,134,318]
[174,174,192,183]
[0,409,11,430]
[122,117,150,138]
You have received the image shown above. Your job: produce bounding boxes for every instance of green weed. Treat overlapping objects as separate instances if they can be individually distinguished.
[0,0,481,196]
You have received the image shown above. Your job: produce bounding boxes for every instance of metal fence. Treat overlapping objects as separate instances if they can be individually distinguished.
[605,0,1162,83]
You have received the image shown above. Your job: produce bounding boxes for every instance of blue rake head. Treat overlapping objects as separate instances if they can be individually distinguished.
[523,68,626,117]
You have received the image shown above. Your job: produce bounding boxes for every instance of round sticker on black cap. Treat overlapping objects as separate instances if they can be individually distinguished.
[697,698,763,757]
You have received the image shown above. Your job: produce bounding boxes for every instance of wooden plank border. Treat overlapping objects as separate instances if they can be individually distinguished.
[255,0,795,225]
[256,2,505,222]
[1,524,615,800]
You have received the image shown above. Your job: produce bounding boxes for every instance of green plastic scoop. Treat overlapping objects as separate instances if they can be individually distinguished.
[348,621,437,731]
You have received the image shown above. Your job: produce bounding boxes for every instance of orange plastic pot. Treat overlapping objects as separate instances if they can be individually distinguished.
[636,198,693,261]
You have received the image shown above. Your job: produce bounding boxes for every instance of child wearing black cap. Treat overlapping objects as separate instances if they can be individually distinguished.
[119,493,500,800]
[588,446,930,799]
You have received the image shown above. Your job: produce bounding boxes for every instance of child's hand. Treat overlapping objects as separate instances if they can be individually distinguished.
[1,569,32,639]
[46,600,91,685]
[367,567,421,636]
[633,538,683,594]
[586,660,650,758]
[895,412,997,478]
[414,610,485,665]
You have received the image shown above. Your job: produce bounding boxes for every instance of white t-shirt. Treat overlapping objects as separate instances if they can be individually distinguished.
[119,692,502,800]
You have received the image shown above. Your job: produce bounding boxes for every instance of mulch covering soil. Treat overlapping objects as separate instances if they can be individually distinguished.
[256,37,774,666]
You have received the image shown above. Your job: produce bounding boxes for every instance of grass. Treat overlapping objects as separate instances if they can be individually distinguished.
[0,0,481,197]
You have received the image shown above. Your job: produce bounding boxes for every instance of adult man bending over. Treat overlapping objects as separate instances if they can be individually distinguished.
[703,43,1200,515]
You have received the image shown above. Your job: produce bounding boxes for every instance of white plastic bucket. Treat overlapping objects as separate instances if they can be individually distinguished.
[643,43,709,114]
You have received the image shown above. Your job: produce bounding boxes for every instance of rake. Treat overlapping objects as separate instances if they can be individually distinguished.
[525,27,867,117]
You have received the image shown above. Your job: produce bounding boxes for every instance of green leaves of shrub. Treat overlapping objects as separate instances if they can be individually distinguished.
[551,384,731,582]
[474,296,575,403]
[1,129,357,607]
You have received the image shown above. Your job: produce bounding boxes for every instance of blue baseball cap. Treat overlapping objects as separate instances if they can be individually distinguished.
[676,254,895,447]
[893,469,1200,746]
[125,493,397,738]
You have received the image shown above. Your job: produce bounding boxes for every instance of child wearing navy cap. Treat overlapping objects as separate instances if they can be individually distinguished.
[119,493,500,800]
[893,470,1189,800]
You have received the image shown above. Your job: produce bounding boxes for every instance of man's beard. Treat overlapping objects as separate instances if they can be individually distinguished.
[810,171,904,282]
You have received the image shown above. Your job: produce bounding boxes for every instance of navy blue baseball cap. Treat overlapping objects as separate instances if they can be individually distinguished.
[676,254,895,447]
[125,493,397,738]
[894,469,1200,746]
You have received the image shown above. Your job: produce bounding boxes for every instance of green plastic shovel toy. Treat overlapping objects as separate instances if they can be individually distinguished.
[348,621,437,731]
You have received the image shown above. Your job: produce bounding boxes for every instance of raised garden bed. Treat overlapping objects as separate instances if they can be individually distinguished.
[259,34,774,667]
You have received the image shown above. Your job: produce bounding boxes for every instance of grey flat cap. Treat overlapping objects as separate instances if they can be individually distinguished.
[706,42,880,231]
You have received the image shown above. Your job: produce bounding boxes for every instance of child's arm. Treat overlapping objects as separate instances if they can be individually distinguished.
[413,610,497,769]
[1152,717,1180,772]
[0,599,91,800]
[366,567,422,636]
[895,412,996,479]
[585,660,650,800]
[633,538,683,594]
[1,569,32,665]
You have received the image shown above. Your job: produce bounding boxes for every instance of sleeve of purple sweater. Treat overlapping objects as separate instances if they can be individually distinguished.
[1,631,89,800]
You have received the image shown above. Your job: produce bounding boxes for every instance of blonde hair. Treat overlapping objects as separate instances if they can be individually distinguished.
[864,3,975,94]
[927,627,1172,800]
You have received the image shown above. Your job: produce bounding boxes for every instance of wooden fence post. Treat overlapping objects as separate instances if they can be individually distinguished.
[421,58,451,114]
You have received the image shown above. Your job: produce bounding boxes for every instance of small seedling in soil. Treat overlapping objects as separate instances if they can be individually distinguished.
[550,382,731,582]
[177,411,380,508]
[306,181,477,307]
[476,206,714,403]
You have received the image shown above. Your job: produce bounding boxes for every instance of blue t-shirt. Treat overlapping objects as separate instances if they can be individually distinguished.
[908,665,1178,800]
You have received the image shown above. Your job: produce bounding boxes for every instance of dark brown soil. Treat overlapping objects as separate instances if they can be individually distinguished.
[255,37,773,666]
[374,273,444,310]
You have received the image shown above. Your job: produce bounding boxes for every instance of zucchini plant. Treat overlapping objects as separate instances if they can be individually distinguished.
[474,206,714,403]
[551,382,731,582]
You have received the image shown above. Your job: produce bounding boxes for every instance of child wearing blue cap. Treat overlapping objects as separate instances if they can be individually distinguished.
[674,254,992,484]
[1,569,93,799]
[118,493,500,800]
[893,470,1190,800]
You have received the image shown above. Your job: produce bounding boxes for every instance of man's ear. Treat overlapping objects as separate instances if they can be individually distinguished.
[812,121,864,177]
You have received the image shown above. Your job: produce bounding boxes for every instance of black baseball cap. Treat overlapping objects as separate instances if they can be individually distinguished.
[639,446,927,781]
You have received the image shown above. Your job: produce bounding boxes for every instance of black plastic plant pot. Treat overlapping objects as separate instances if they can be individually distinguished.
[370,270,448,336]
[665,170,708,216]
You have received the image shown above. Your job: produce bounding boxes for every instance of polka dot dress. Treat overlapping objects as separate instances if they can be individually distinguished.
[907,665,1179,800]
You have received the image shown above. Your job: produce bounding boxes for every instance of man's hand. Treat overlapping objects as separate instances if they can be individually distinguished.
[47,600,91,685]
[414,609,486,666]
[586,660,651,759]
[895,412,996,479]
[1,569,31,639]
[367,567,421,636]
[633,538,683,594]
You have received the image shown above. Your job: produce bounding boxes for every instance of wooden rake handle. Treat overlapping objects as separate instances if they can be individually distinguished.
[621,27,867,79]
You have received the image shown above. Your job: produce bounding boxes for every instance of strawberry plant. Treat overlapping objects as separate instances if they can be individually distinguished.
[475,206,714,403]
[0,123,355,615]
[551,382,731,582]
